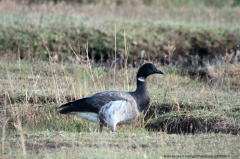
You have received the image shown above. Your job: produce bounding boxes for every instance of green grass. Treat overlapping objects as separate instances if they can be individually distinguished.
[0,2,240,62]
[0,1,240,158]
[1,130,239,158]
[0,57,239,133]
[0,54,239,158]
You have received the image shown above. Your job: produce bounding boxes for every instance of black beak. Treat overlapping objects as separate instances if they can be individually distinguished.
[157,69,164,74]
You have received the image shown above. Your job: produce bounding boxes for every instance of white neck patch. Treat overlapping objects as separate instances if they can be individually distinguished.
[137,77,145,82]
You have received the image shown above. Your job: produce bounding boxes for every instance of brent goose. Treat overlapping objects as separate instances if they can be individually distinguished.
[57,63,164,132]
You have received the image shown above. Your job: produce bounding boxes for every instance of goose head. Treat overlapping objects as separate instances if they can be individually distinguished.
[137,63,164,82]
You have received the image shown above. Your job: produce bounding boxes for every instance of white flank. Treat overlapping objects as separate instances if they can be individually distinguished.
[137,76,145,82]
[70,112,99,124]
[99,100,139,131]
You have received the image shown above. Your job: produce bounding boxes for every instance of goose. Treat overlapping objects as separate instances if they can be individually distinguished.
[57,63,164,132]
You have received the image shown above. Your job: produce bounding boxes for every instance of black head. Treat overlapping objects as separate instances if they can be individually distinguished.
[137,63,164,78]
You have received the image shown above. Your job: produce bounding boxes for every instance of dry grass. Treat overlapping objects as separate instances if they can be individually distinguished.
[0,1,240,158]
[0,1,239,65]
[0,52,239,157]
[0,55,239,132]
[1,1,240,29]
[206,50,240,83]
[1,131,239,158]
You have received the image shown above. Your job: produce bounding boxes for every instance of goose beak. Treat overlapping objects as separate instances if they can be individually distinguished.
[157,69,164,74]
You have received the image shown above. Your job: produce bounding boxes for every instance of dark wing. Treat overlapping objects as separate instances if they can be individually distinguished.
[57,97,99,114]
[57,91,133,114]
[86,91,133,108]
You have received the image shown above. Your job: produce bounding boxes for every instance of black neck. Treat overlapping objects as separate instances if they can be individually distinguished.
[131,78,150,112]
[135,80,148,93]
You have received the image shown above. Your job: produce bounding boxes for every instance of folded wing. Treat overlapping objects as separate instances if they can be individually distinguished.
[58,91,133,114]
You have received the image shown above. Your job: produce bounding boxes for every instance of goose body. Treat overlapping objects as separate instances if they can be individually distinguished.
[57,63,164,132]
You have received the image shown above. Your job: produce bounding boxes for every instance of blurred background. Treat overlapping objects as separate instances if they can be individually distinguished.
[0,0,239,67]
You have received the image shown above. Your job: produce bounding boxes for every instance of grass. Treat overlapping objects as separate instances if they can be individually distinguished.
[0,52,239,158]
[0,56,239,132]
[0,1,240,63]
[1,131,239,158]
[0,1,240,158]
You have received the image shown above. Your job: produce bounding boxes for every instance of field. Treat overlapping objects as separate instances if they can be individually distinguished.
[0,0,240,158]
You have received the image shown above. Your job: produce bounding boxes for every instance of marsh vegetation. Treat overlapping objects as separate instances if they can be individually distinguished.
[0,0,239,158]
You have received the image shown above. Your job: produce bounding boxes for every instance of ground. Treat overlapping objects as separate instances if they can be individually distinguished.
[2,131,239,158]
[0,1,240,158]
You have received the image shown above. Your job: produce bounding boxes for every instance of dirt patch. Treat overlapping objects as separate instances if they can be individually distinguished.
[0,94,76,106]
[145,103,240,135]
[146,103,215,115]
[0,94,76,119]
[146,115,239,135]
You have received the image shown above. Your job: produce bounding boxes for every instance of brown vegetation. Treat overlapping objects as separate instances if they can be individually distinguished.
[0,1,240,158]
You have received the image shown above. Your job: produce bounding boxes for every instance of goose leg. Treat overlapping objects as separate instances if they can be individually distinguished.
[98,118,104,133]
[99,124,103,133]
